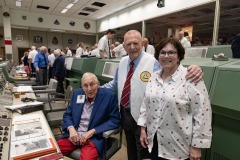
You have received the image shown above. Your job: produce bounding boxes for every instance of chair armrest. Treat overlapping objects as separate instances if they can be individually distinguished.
[34,89,56,94]
[103,127,121,138]
[32,85,49,90]
[48,92,66,97]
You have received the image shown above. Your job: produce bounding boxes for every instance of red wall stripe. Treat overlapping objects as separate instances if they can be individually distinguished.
[5,40,12,45]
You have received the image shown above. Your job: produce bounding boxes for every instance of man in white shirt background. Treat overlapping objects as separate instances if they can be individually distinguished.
[65,47,72,56]
[90,44,99,57]
[48,49,55,82]
[28,46,38,76]
[75,42,84,58]
[142,38,155,55]
[179,31,191,48]
[98,29,116,59]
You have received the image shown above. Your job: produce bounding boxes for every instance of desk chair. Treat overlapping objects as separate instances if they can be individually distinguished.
[45,86,73,133]
[66,127,122,160]
[32,78,58,102]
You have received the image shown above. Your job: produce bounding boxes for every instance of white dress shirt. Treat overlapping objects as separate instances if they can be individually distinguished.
[142,44,155,55]
[138,65,212,159]
[180,37,191,48]
[76,47,84,58]
[98,35,109,57]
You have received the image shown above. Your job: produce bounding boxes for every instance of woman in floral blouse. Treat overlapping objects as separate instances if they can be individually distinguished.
[138,38,212,160]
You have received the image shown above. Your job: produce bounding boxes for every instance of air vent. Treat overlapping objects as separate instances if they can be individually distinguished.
[37,5,49,10]
[82,7,98,12]
[92,2,106,7]
[199,8,214,14]
[78,12,89,16]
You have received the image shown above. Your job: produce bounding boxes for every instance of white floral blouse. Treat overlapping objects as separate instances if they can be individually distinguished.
[138,64,212,160]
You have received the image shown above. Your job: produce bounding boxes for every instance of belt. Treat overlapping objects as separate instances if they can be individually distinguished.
[39,67,47,70]
[121,105,131,112]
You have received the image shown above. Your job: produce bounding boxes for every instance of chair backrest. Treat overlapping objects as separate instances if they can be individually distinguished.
[48,79,58,90]
[65,85,73,99]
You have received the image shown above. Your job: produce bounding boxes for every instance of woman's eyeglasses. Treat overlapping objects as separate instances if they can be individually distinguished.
[159,50,177,57]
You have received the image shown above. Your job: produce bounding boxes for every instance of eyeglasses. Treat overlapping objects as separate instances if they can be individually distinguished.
[82,82,97,89]
[159,50,177,57]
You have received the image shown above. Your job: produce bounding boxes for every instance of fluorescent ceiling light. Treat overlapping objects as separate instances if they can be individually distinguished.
[66,3,74,9]
[16,1,21,7]
[61,9,68,13]
[50,29,65,32]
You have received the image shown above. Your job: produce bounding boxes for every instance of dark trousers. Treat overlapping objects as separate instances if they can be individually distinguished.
[31,63,36,77]
[150,134,190,160]
[48,67,53,83]
[120,107,149,160]
[56,78,64,95]
[36,68,47,85]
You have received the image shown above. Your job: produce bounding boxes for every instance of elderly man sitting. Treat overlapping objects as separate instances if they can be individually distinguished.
[57,72,120,160]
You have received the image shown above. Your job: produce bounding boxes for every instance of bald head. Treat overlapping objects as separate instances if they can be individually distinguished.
[142,38,149,47]
[179,31,184,39]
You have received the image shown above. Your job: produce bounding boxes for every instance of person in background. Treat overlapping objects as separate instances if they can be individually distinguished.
[48,49,55,83]
[179,31,191,48]
[90,44,100,57]
[76,42,84,58]
[57,72,120,160]
[28,46,38,76]
[84,46,91,55]
[112,43,127,58]
[103,30,203,160]
[52,49,66,95]
[231,33,240,58]
[66,47,73,57]
[142,38,155,55]
[98,29,116,59]
[23,51,30,75]
[34,46,49,85]
[138,38,212,160]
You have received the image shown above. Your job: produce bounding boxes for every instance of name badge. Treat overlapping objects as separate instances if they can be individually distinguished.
[77,95,85,104]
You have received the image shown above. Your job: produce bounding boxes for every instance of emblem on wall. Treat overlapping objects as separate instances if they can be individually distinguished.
[68,39,73,44]
[34,36,43,43]
[54,20,60,25]
[22,15,27,20]
[69,21,75,26]
[38,17,43,23]
[52,36,58,44]
[84,22,90,30]
[3,12,10,17]
[16,35,23,42]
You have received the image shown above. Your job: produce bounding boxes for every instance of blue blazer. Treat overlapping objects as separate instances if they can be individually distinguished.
[61,88,120,157]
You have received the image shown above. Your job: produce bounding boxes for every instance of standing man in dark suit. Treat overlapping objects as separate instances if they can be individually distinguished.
[34,46,49,85]
[231,33,240,58]
[57,72,120,159]
[52,49,66,94]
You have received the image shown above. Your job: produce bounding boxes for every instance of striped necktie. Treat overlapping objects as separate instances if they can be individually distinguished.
[121,61,134,107]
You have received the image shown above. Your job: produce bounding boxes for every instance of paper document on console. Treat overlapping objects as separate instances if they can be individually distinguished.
[4,101,44,110]
[12,86,32,92]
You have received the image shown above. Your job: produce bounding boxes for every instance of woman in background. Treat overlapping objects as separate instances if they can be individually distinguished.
[23,51,30,75]
[138,38,212,160]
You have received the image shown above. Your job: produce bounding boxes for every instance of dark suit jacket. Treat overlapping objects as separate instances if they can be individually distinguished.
[61,88,120,157]
[52,55,66,80]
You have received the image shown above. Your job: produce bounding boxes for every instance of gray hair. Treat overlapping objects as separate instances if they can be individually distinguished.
[39,46,47,51]
[81,72,99,84]
[53,49,61,56]
[31,46,36,50]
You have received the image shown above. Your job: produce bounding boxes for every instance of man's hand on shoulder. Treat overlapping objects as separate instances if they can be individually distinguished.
[186,65,203,83]
[79,129,96,145]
